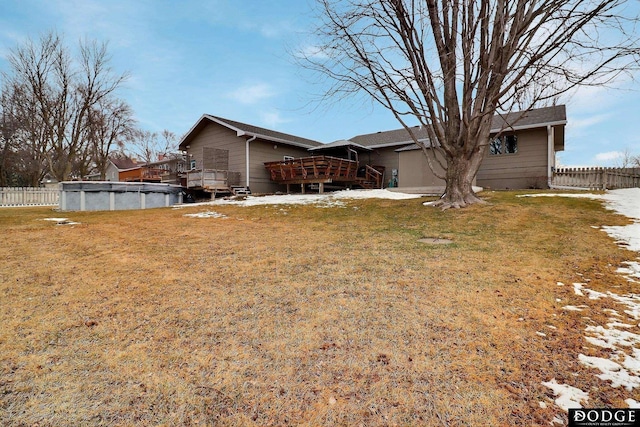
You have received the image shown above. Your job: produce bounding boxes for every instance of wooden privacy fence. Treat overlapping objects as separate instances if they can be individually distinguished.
[553,167,640,190]
[0,187,60,206]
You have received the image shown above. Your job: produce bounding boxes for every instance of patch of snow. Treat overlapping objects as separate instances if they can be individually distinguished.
[563,305,587,311]
[626,398,640,408]
[604,308,622,317]
[41,217,80,225]
[573,283,584,296]
[622,348,640,374]
[537,331,547,337]
[578,354,640,391]
[585,325,640,348]
[557,282,565,286]
[605,292,640,320]
[541,379,589,411]
[332,189,423,200]
[602,224,640,253]
[175,189,425,208]
[617,262,640,283]
[607,321,635,329]
[183,211,228,219]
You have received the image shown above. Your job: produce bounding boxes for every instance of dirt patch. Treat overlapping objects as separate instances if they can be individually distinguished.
[418,237,453,244]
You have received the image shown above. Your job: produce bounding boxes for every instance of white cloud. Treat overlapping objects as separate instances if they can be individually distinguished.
[299,44,330,60]
[259,111,290,128]
[594,151,624,163]
[226,83,277,105]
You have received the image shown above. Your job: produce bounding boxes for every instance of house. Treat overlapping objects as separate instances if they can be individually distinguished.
[178,105,566,194]
[102,156,167,183]
[178,115,322,194]
[146,154,188,185]
[348,105,566,189]
[102,156,139,181]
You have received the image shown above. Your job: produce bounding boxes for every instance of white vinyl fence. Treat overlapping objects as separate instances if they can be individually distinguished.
[0,187,60,207]
[553,167,640,190]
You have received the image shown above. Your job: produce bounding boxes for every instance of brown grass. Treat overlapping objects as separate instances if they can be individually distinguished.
[0,191,638,426]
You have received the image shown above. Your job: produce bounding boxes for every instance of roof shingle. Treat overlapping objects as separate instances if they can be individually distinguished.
[349,105,566,147]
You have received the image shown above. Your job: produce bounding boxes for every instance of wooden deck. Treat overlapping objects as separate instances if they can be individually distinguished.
[185,169,241,192]
[264,155,385,192]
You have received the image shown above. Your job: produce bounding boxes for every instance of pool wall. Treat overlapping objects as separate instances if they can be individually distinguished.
[60,182,183,211]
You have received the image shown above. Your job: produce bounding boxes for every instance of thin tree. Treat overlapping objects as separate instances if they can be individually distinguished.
[125,129,178,165]
[88,99,135,180]
[302,0,640,208]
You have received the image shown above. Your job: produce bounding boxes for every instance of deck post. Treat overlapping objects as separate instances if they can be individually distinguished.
[319,182,324,193]
[286,183,290,194]
[301,184,305,194]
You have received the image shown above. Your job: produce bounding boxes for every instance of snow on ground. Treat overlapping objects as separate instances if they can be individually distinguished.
[41,217,80,225]
[174,189,424,210]
[526,189,640,416]
[183,211,228,219]
[541,379,589,411]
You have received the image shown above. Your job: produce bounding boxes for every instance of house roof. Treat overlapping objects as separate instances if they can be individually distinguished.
[492,105,566,132]
[350,105,567,148]
[308,139,372,152]
[109,157,139,170]
[179,115,323,150]
[350,126,430,149]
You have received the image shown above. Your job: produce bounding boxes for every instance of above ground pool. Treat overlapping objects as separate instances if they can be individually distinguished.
[59,182,183,211]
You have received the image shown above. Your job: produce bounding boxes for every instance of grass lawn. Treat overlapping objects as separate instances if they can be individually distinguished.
[1,190,638,426]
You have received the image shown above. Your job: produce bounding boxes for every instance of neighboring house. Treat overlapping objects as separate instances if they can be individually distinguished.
[146,154,187,185]
[40,173,60,188]
[179,105,566,194]
[105,157,142,182]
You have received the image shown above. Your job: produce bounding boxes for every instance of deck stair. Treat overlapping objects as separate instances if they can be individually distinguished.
[231,186,251,195]
[358,180,379,190]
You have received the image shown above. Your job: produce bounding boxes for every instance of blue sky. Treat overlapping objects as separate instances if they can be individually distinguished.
[1,0,639,167]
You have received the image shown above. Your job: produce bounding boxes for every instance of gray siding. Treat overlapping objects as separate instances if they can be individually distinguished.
[186,123,247,182]
[249,141,312,193]
[186,123,315,193]
[398,149,446,187]
[476,128,549,189]
[365,146,402,187]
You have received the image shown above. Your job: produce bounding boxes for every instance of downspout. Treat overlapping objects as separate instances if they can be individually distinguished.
[246,135,257,188]
[547,124,554,188]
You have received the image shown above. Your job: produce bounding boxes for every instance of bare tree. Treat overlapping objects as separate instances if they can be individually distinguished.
[125,129,178,165]
[3,31,128,182]
[0,80,49,186]
[87,99,135,179]
[303,0,640,208]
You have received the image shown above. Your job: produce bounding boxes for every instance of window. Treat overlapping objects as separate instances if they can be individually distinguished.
[190,159,196,170]
[283,156,294,161]
[490,134,517,155]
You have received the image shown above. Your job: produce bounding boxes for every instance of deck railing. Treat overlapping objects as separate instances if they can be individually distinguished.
[185,169,241,190]
[264,155,358,183]
[0,187,60,206]
[364,165,385,189]
[553,167,640,190]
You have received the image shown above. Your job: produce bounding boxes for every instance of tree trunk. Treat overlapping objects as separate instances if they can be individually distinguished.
[436,149,486,209]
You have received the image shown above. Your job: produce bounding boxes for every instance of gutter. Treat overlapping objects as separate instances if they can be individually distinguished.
[245,135,257,187]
